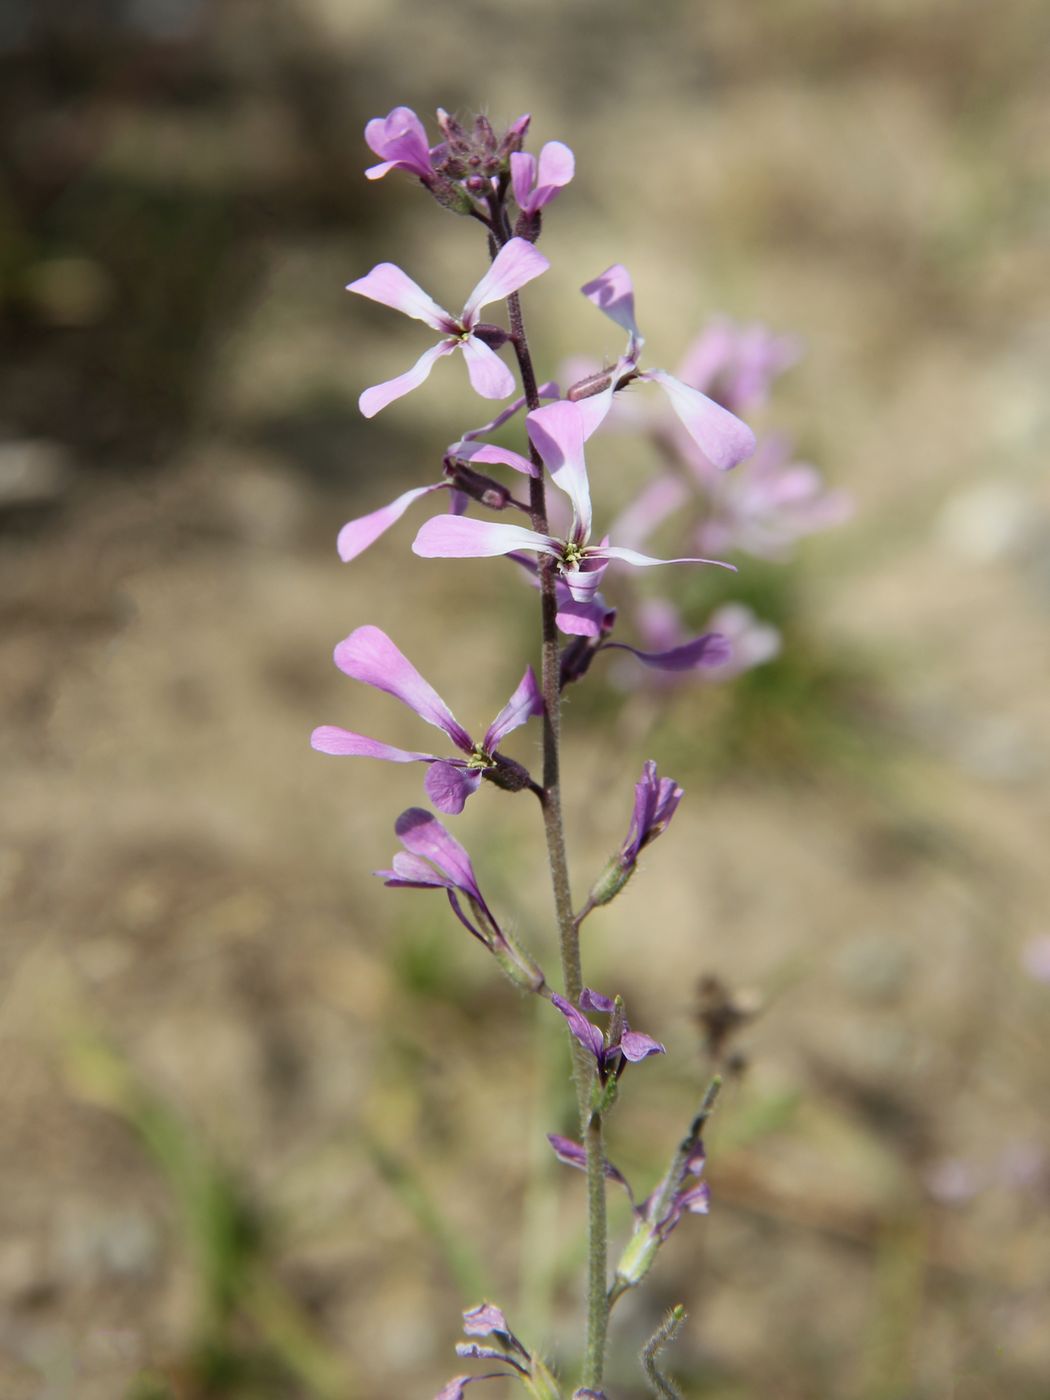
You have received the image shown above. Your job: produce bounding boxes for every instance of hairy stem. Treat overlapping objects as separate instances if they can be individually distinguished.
[489,210,609,1388]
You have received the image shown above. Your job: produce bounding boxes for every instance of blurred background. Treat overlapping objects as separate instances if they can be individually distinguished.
[2,1,1049,1396]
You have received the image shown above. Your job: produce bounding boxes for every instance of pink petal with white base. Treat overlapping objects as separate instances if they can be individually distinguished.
[359,340,457,418]
[455,441,537,477]
[310,726,437,762]
[460,335,517,400]
[414,515,557,560]
[337,482,446,562]
[462,238,550,320]
[641,369,756,471]
[346,263,451,329]
[526,400,592,539]
[333,625,472,749]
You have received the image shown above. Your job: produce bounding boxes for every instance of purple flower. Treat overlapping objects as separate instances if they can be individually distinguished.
[311,625,542,814]
[622,599,778,689]
[510,141,575,216]
[677,315,802,414]
[547,1133,636,1202]
[615,1141,710,1288]
[695,432,852,561]
[364,106,442,182]
[550,987,665,1080]
[375,808,545,992]
[573,264,756,471]
[414,399,734,598]
[347,238,549,416]
[585,762,684,910]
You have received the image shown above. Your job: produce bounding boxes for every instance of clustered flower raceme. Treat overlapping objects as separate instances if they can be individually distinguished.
[316,103,844,1397]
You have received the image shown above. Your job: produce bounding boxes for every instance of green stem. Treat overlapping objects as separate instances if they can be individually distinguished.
[488,208,609,1387]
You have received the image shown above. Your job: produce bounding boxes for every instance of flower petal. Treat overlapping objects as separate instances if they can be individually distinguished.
[359,340,457,418]
[555,593,614,638]
[603,632,731,671]
[483,665,543,750]
[414,515,558,560]
[364,106,433,180]
[547,1134,634,1197]
[333,625,472,750]
[596,543,736,573]
[527,400,592,540]
[550,993,605,1061]
[424,761,482,814]
[394,807,480,896]
[346,262,452,330]
[310,726,437,762]
[462,1303,511,1338]
[580,988,616,1014]
[641,369,756,471]
[533,140,575,203]
[460,336,517,400]
[581,264,641,341]
[453,440,537,477]
[337,482,447,562]
[462,238,550,320]
[619,1029,666,1062]
[509,152,537,212]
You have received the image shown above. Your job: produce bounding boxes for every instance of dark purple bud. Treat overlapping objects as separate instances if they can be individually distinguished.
[444,461,514,511]
[471,322,511,350]
[483,753,534,794]
[559,636,600,689]
[465,173,491,196]
[499,113,532,156]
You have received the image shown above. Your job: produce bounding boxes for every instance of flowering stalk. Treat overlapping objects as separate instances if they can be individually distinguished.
[316,104,844,1398]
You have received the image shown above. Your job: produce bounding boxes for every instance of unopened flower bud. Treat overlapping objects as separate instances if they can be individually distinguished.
[445,461,513,510]
[428,174,480,216]
[471,322,511,350]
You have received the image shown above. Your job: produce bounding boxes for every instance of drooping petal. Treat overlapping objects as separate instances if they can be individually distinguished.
[364,106,434,180]
[462,238,550,321]
[414,515,559,560]
[459,335,517,400]
[641,369,756,471]
[547,1134,635,1198]
[333,625,472,751]
[483,665,543,749]
[619,1029,667,1062]
[555,593,615,638]
[310,726,437,763]
[602,632,731,671]
[394,807,480,896]
[337,482,447,562]
[424,761,482,814]
[526,400,592,540]
[581,264,642,341]
[561,554,610,603]
[595,543,736,573]
[359,340,457,418]
[550,993,606,1061]
[580,988,616,1014]
[346,263,452,331]
[453,440,537,477]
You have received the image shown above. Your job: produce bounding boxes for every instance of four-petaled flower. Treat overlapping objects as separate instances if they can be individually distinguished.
[347,238,549,416]
[413,399,734,600]
[311,625,542,814]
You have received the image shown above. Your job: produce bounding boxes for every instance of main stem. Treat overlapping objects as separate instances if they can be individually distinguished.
[494,218,609,1388]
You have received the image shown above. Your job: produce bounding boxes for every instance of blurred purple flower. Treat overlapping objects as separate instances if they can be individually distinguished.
[1021,935,1050,984]
[347,238,549,415]
[678,315,802,415]
[584,762,684,911]
[696,432,852,561]
[414,399,734,599]
[312,625,541,814]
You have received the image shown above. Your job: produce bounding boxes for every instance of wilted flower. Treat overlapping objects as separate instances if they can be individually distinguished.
[550,988,665,1081]
[375,808,546,993]
[584,761,684,910]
